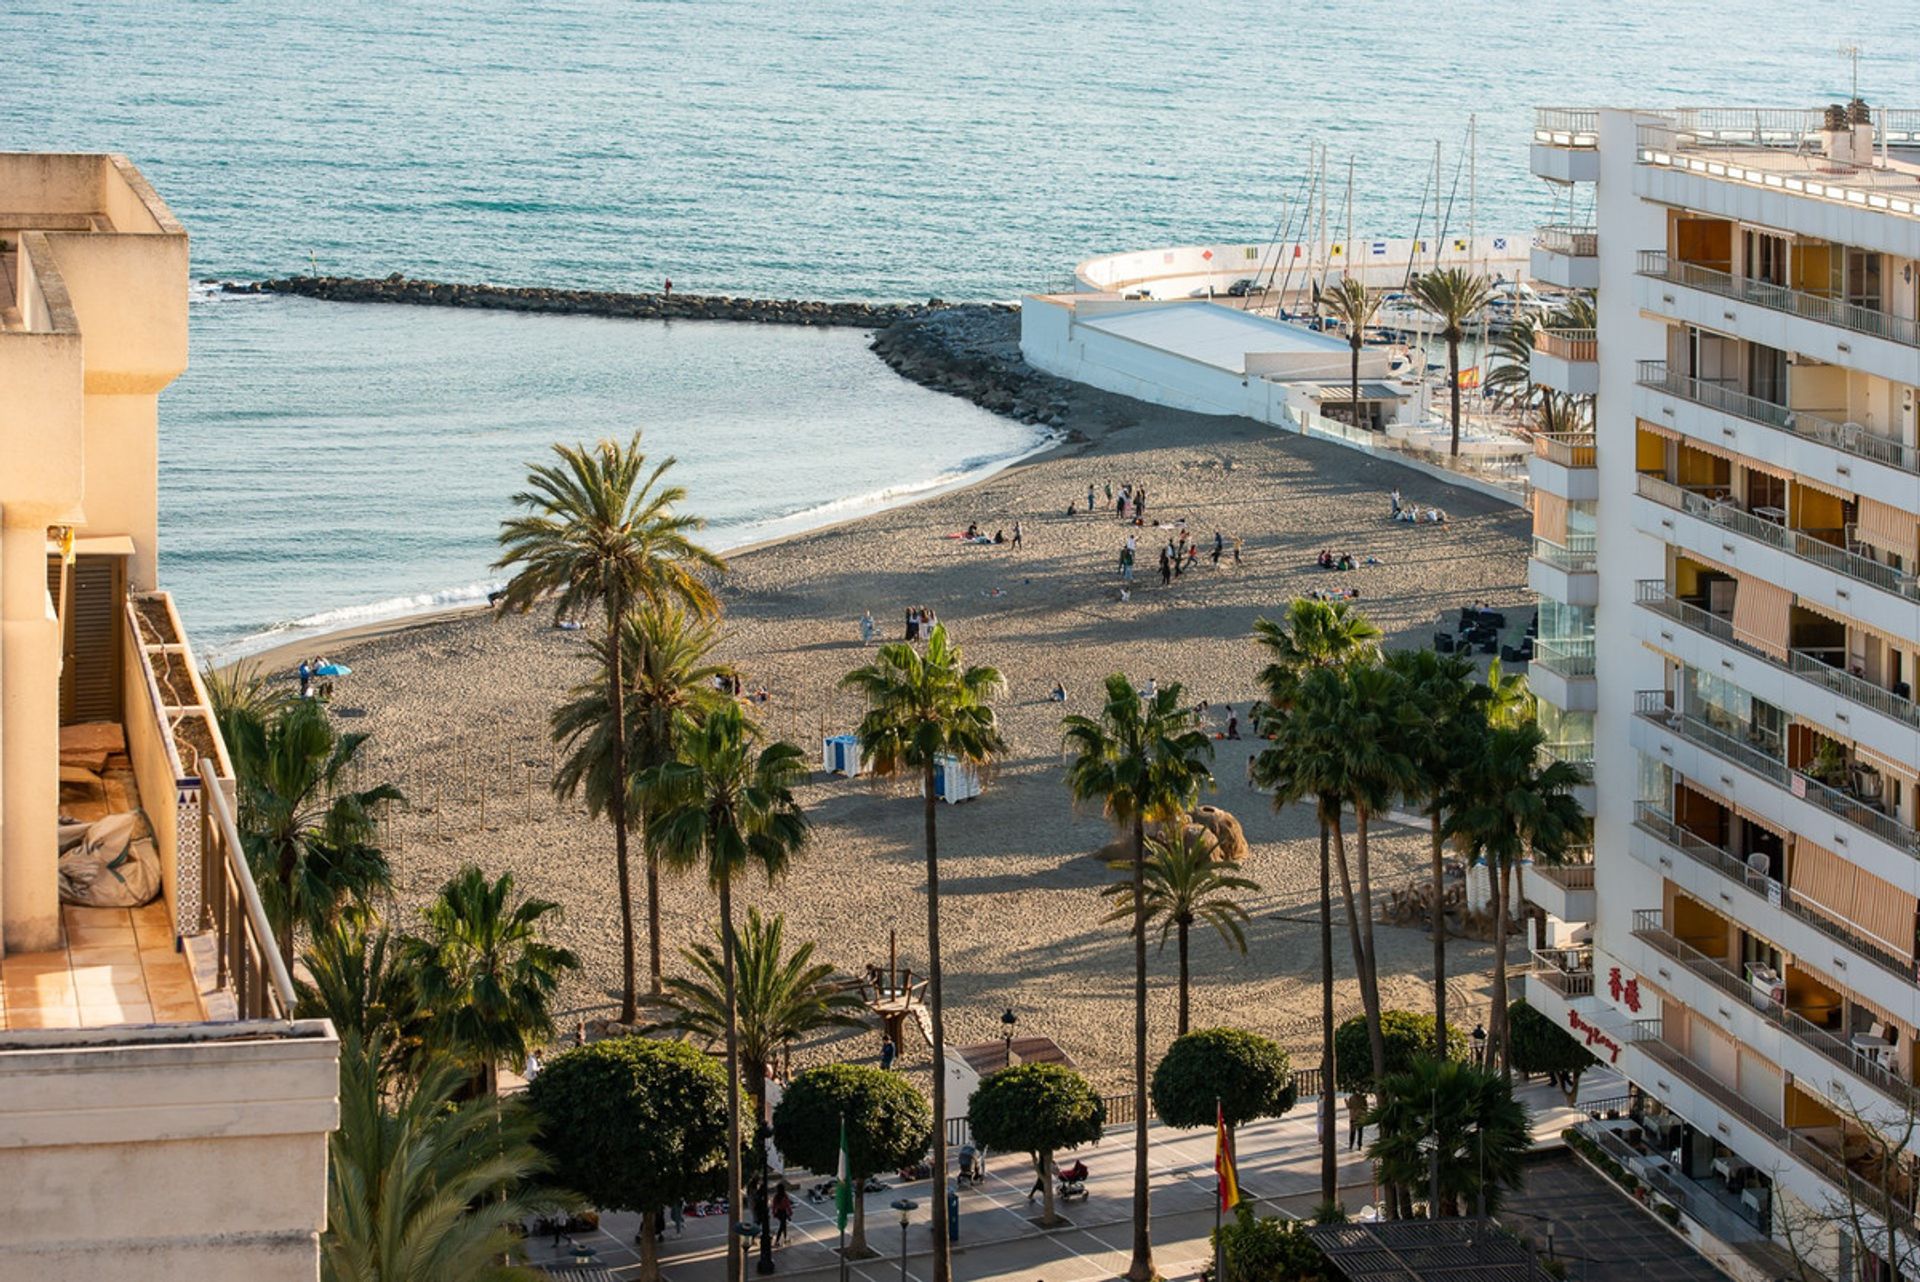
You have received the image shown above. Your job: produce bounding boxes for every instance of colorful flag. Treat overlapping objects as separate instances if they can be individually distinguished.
[1457,366,1481,390]
[1215,1102,1241,1211]
[835,1117,853,1231]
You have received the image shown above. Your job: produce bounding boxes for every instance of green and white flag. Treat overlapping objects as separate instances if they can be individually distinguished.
[835,1116,854,1231]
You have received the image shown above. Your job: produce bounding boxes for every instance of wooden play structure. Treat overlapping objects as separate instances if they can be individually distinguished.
[863,930,932,1049]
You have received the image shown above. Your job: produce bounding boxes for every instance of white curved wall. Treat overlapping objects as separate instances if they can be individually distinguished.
[1077,236,1531,296]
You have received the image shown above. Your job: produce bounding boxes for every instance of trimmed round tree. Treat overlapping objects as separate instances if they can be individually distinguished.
[1152,1027,1296,1148]
[773,1063,933,1258]
[1507,998,1599,1103]
[1334,1010,1469,1091]
[525,1036,734,1282]
[967,1063,1105,1227]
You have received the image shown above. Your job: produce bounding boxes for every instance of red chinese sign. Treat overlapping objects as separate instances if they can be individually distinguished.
[1607,966,1642,1013]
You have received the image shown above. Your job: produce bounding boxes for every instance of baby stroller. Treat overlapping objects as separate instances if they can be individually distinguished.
[1056,1159,1089,1203]
[957,1144,985,1186]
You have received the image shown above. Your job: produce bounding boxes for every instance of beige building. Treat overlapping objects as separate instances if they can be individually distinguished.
[0,154,337,1280]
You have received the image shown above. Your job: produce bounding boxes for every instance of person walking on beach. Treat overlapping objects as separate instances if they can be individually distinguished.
[298,659,312,700]
[1119,543,1134,581]
[1158,546,1172,586]
[1390,487,1403,517]
[1212,530,1224,564]
[1086,484,1095,512]
[1011,520,1023,549]
[1233,537,1243,565]
[860,610,874,645]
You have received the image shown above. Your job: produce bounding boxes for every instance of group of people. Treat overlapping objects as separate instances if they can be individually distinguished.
[1388,488,1448,525]
[903,605,940,640]
[961,521,1023,547]
[713,671,772,704]
[1068,480,1152,521]
[295,656,338,701]
[1115,527,1237,596]
[1316,549,1380,572]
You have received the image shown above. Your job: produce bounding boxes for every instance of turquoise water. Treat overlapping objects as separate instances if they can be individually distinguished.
[5,1,1914,648]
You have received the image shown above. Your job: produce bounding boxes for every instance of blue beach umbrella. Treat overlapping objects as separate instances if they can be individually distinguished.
[313,662,352,677]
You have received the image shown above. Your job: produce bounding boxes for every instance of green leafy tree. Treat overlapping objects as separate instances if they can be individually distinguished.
[322,1034,567,1282]
[1150,1028,1296,1147]
[1366,1057,1532,1217]
[1318,276,1386,428]
[967,1063,1105,1227]
[1407,268,1494,457]
[296,913,426,1086]
[1253,597,1380,1207]
[1064,673,1214,1282]
[1506,999,1598,1103]
[773,1064,933,1258]
[646,703,810,1282]
[527,1037,735,1282]
[840,621,1004,1282]
[552,604,735,1005]
[1211,1206,1334,1282]
[1102,827,1258,1036]
[648,906,867,1122]
[1333,1011,1468,1091]
[225,698,403,972]
[403,865,580,1096]
[496,431,724,1020]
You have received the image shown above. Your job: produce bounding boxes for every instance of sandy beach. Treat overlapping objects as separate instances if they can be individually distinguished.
[275,391,1534,1092]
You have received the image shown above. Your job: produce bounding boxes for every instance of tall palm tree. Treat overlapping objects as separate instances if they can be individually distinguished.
[1252,598,1380,1207]
[1102,827,1258,1037]
[646,704,810,1282]
[1408,268,1494,456]
[1318,276,1385,428]
[840,622,1003,1282]
[648,906,867,1123]
[496,432,724,1023]
[1444,722,1584,1077]
[296,912,427,1087]
[225,699,403,972]
[322,1033,567,1282]
[404,866,580,1097]
[551,604,733,999]
[1063,675,1214,1282]
[1382,647,1482,1055]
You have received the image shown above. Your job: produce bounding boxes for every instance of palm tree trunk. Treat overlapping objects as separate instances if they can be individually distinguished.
[923,765,952,1282]
[1353,807,1384,1041]
[1349,341,1362,430]
[1430,808,1447,1056]
[647,832,664,998]
[1127,810,1154,1282]
[1328,813,1385,1083]
[278,846,297,975]
[1447,334,1463,457]
[608,614,639,1023]
[1177,918,1191,1038]
[1318,818,1336,1210]
[721,867,744,1282]
[1489,863,1510,1082]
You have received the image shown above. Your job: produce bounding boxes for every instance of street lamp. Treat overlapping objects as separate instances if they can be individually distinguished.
[1470,1024,1487,1068]
[755,1121,777,1274]
[1000,1008,1018,1067]
[890,1199,918,1282]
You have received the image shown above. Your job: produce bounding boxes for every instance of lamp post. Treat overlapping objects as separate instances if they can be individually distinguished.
[755,1121,777,1274]
[1000,1008,1018,1067]
[890,1199,917,1282]
[1470,1023,1487,1069]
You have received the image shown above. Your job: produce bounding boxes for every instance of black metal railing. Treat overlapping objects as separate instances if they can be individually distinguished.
[199,765,296,1020]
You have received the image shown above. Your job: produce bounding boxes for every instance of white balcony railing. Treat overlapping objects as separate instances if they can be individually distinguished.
[1534,109,1599,147]
[1534,224,1598,257]
[1640,251,1920,350]
[1533,327,1597,361]
[1637,359,1918,475]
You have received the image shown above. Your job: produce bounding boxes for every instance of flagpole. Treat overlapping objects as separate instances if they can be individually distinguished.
[1213,1097,1224,1282]
[837,1113,850,1282]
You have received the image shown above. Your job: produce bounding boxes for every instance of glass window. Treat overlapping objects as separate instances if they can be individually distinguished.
[1537,600,1594,645]
[1686,666,1752,738]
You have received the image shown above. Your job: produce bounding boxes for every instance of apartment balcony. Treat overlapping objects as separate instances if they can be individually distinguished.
[1628,804,1920,1025]
[1538,739,1597,814]
[1531,636,1598,713]
[1633,360,1918,509]
[1531,109,1600,182]
[1631,473,1920,642]
[1628,908,1920,1130]
[1529,945,1596,996]
[1523,860,1596,923]
[1632,582,1919,770]
[1630,689,1920,870]
[1528,432,1598,502]
[1530,326,1599,396]
[1528,534,1598,607]
[1531,224,1600,290]
[1636,251,1920,385]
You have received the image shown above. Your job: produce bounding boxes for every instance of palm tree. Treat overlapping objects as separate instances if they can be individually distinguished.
[646,703,810,1282]
[297,912,426,1086]
[1408,268,1494,456]
[1101,827,1258,1036]
[322,1033,568,1282]
[1063,675,1214,1282]
[1480,313,1540,411]
[225,699,403,972]
[1252,597,1380,1207]
[496,432,724,1022]
[1318,277,1385,429]
[551,604,733,1000]
[840,622,1004,1282]
[1443,722,1585,1077]
[1482,657,1534,730]
[648,906,867,1122]
[1366,1057,1531,1217]
[1382,648,1482,1055]
[404,866,580,1097]
[203,659,294,736]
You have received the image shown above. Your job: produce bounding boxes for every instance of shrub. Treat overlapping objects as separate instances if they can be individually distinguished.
[967,1063,1104,1226]
[1333,1010,1468,1090]
[1210,1205,1333,1282]
[1152,1027,1296,1134]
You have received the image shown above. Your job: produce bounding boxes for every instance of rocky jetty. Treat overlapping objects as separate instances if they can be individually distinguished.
[868,304,1078,433]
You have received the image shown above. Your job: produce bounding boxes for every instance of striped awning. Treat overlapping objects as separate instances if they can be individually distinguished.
[1793,472,1854,502]
[1638,417,1680,442]
[1791,837,1916,963]
[1532,490,1568,541]
[1856,497,1919,561]
[1731,574,1793,661]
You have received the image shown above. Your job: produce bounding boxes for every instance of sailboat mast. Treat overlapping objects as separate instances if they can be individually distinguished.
[1344,157,1355,284]
[1316,147,1328,300]
[1468,113,1478,272]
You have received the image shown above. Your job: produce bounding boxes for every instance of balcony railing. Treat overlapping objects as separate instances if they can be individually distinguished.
[1529,946,1595,997]
[1630,908,1919,1114]
[1534,327,1597,361]
[1534,862,1596,890]
[199,762,296,1020]
[1638,359,1919,475]
[1632,804,1916,985]
[1531,533,1596,572]
[1632,689,1920,855]
[1535,224,1599,257]
[1538,739,1596,784]
[1636,582,1920,730]
[1635,472,1920,602]
[1534,636,1597,678]
[1532,432,1597,468]
[1534,109,1599,147]
[1640,251,1920,350]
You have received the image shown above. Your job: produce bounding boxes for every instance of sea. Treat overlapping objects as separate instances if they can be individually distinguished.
[5,0,1915,656]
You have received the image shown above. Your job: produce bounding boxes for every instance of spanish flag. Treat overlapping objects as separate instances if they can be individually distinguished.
[1215,1101,1241,1211]
[1457,365,1481,390]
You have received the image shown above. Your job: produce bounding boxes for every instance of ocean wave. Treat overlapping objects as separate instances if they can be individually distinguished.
[211,581,503,663]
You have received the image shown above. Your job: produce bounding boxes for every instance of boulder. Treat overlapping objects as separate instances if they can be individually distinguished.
[1189,805,1250,862]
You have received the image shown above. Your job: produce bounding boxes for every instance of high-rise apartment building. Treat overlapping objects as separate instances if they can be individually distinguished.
[0,154,337,1280]
[1520,106,1920,1280]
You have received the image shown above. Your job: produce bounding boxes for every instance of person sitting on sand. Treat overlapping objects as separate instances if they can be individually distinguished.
[1142,677,1158,700]
[993,528,1005,544]
[965,522,979,540]
[1049,681,1067,703]
[1318,549,1335,569]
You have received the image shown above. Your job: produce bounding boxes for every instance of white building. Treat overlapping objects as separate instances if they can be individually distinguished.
[1519,105,1920,1281]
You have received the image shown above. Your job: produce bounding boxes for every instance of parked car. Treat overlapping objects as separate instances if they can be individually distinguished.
[1122,287,1154,300]
[1226,277,1257,297]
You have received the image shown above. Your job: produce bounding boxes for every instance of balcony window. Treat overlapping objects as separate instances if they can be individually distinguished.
[1537,599,1594,647]
[1846,248,1884,313]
